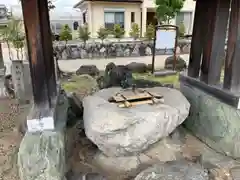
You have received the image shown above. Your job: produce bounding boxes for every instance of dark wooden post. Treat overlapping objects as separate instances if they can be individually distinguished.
[0,43,4,69]
[200,0,230,84]
[223,0,240,93]
[21,0,56,107]
[187,0,208,78]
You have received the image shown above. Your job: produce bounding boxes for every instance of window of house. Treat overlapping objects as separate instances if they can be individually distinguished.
[83,12,87,24]
[55,23,62,34]
[176,12,193,34]
[73,21,79,30]
[131,12,135,23]
[104,11,124,30]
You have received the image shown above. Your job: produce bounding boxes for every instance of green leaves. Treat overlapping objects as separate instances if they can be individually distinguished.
[144,24,155,41]
[78,24,91,44]
[113,24,125,39]
[129,23,140,40]
[155,0,185,23]
[97,27,109,42]
[0,17,25,49]
[59,24,72,42]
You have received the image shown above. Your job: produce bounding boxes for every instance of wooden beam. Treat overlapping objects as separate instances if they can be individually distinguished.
[21,0,56,107]
[200,0,230,84]
[223,0,240,93]
[187,0,208,78]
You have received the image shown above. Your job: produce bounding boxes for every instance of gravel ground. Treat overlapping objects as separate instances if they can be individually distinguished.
[0,96,31,180]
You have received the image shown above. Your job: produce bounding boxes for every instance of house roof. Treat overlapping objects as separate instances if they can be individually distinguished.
[73,0,142,8]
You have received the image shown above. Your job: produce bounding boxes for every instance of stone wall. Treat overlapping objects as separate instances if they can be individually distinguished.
[54,39,191,60]
[180,83,240,159]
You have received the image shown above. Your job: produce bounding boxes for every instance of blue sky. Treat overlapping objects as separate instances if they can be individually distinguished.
[2,0,79,7]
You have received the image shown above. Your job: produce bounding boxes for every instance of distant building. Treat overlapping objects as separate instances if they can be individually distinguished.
[0,4,10,30]
[2,4,82,39]
[73,0,196,38]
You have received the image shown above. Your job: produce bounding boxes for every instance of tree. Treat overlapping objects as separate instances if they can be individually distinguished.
[97,27,109,43]
[129,23,140,40]
[144,24,155,41]
[0,17,25,60]
[113,24,125,40]
[178,21,185,38]
[155,0,185,24]
[59,24,72,44]
[78,24,91,45]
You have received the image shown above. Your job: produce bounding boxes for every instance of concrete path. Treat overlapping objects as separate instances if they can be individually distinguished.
[58,54,189,72]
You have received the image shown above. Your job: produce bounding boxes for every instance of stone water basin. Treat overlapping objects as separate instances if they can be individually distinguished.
[82,87,190,157]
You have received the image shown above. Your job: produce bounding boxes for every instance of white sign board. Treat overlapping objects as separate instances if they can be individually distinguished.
[155,29,176,49]
[27,117,54,132]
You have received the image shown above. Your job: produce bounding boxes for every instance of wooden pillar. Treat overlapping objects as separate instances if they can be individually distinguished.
[21,0,56,107]
[223,0,240,93]
[200,0,230,84]
[0,43,4,69]
[187,0,208,78]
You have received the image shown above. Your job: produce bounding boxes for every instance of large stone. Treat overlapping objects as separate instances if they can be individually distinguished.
[164,55,187,71]
[76,65,100,77]
[126,62,148,73]
[83,87,190,156]
[18,130,66,180]
[93,152,153,178]
[134,160,209,180]
[92,136,183,178]
[180,82,240,159]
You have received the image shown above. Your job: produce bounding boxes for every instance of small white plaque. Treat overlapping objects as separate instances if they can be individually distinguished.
[155,29,176,49]
[27,117,54,132]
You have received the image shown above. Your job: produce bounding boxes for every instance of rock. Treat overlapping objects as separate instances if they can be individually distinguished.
[145,46,152,56]
[126,62,148,73]
[164,56,187,71]
[18,131,66,180]
[83,87,190,156]
[76,65,100,77]
[180,82,240,159]
[139,43,146,56]
[93,152,154,178]
[144,137,182,162]
[134,160,209,180]
[147,64,153,71]
[67,92,84,127]
[103,62,133,89]
[72,48,81,59]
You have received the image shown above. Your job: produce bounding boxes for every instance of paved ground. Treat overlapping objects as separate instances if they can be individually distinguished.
[58,54,189,72]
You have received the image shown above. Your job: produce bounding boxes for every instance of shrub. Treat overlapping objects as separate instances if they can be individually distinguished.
[144,24,155,41]
[178,22,185,38]
[78,24,91,44]
[112,24,125,39]
[59,24,72,43]
[97,27,109,43]
[129,23,140,40]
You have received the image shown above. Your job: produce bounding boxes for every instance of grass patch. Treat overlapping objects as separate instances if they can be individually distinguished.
[62,75,99,95]
[133,72,180,88]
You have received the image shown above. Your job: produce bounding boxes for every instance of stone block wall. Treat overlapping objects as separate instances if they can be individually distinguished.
[54,39,191,60]
[180,83,240,159]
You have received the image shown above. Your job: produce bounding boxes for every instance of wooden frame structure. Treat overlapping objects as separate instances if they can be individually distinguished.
[151,25,179,74]
[19,0,240,112]
[21,0,56,108]
[181,0,240,109]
